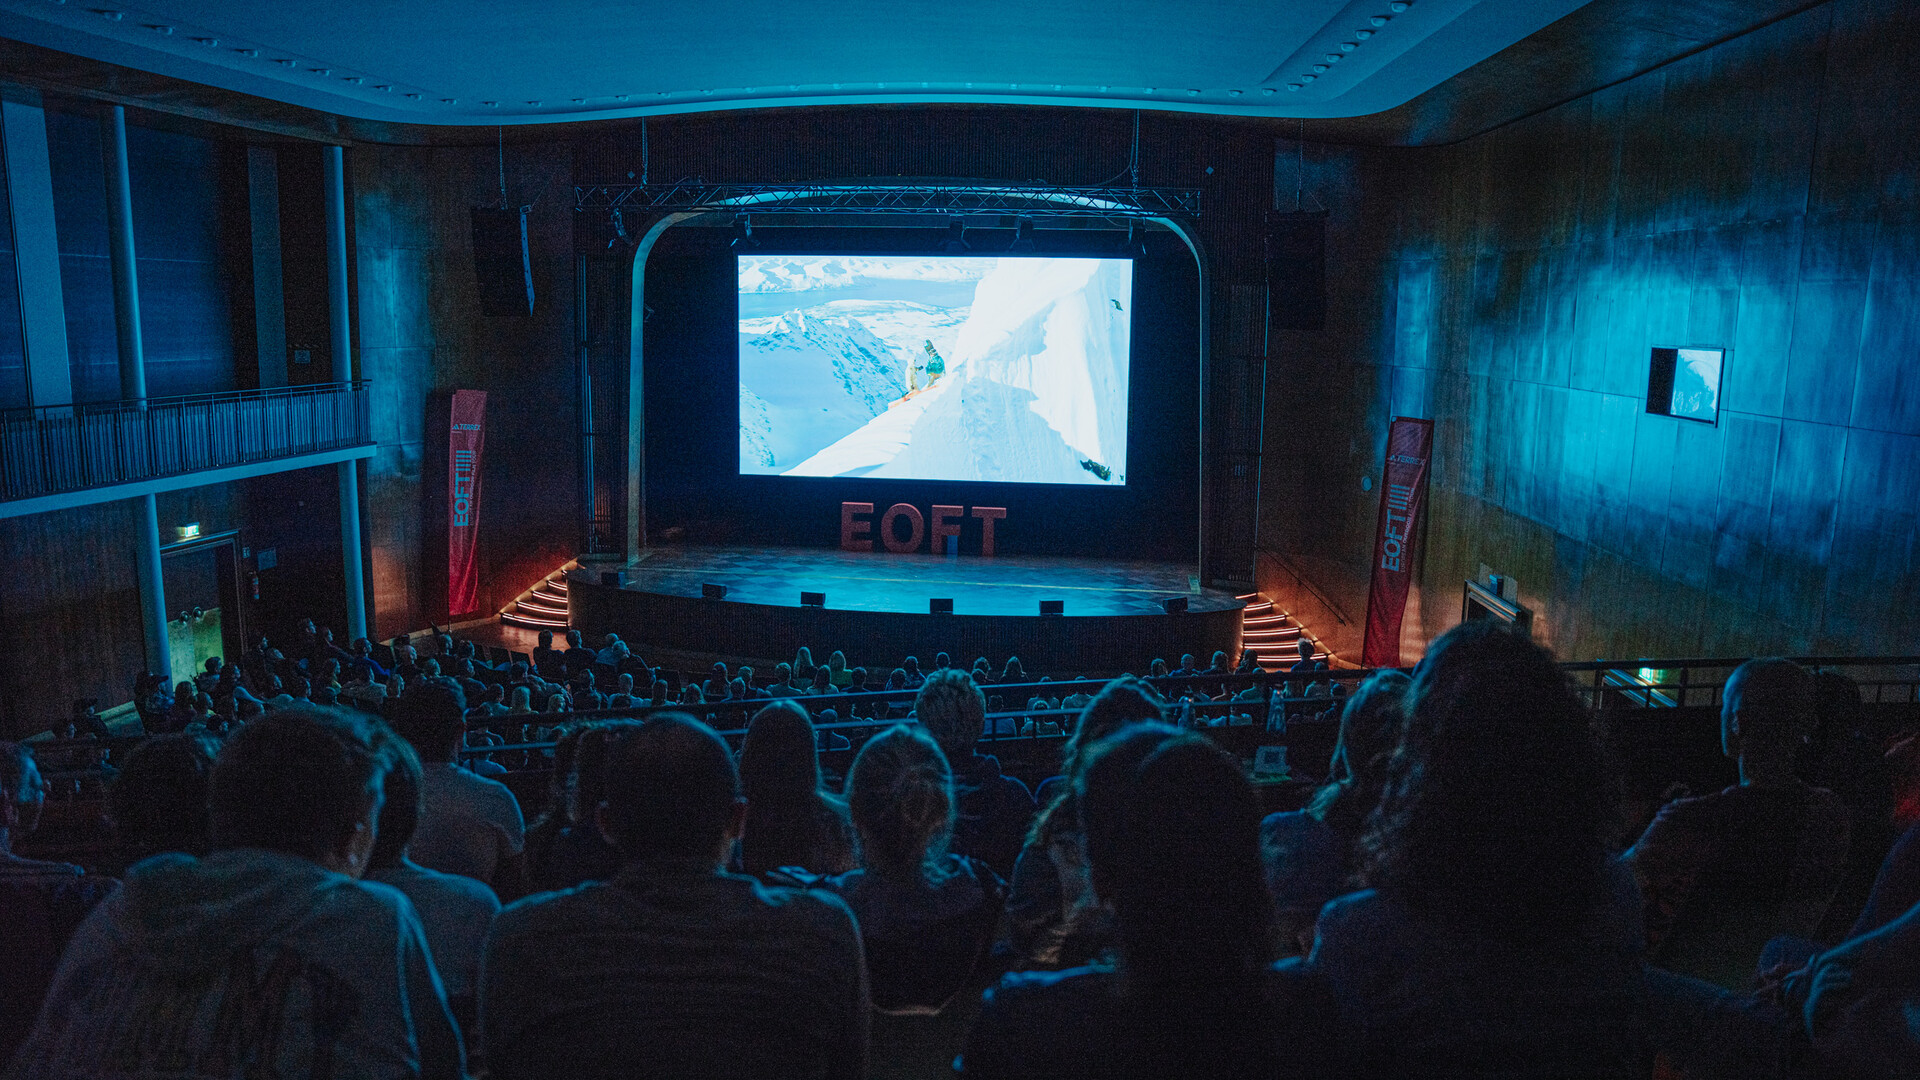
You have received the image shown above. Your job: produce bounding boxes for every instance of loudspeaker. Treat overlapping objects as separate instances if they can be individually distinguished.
[600,570,627,587]
[1164,597,1189,615]
[471,207,534,317]
[1267,209,1327,332]
[930,598,954,615]
[701,583,728,600]
[800,591,826,608]
[1039,600,1065,616]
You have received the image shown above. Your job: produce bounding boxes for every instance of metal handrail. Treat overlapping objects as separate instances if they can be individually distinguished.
[1,381,371,502]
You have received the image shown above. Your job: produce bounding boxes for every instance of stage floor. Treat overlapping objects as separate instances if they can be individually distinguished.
[606,545,1238,617]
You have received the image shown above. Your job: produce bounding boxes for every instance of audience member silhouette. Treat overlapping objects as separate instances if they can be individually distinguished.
[1261,668,1411,956]
[480,714,869,1080]
[8,709,464,1079]
[739,701,856,878]
[963,724,1337,1078]
[915,669,1035,877]
[392,677,527,898]
[1626,657,1850,988]
[1308,621,1643,1077]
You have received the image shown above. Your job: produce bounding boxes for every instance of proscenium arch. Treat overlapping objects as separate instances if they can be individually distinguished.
[623,197,1213,582]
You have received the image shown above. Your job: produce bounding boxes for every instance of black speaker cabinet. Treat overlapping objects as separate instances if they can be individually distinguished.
[471,207,534,317]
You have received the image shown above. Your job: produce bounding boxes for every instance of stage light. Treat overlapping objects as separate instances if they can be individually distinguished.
[730,215,757,250]
[702,582,729,599]
[1164,597,1188,614]
[1039,600,1064,616]
[609,209,628,250]
[1010,219,1036,252]
[801,591,826,607]
[944,218,970,253]
[930,598,954,615]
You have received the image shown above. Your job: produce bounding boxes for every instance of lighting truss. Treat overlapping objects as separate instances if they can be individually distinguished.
[574,181,1200,220]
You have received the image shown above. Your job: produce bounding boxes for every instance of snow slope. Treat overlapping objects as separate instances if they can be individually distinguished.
[782,257,1132,484]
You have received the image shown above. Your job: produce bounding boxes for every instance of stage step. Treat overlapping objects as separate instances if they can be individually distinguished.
[1238,592,1331,672]
[500,566,577,630]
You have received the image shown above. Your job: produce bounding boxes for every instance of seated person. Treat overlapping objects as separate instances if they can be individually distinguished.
[1626,658,1849,987]
[819,725,1006,1013]
[393,678,527,898]
[1307,623,1645,1078]
[1,742,119,1066]
[1005,677,1163,970]
[962,725,1339,1079]
[365,727,501,1035]
[8,710,462,1079]
[1261,669,1410,956]
[480,714,868,1080]
[916,670,1036,877]
[100,732,219,876]
[539,722,638,890]
[738,703,855,879]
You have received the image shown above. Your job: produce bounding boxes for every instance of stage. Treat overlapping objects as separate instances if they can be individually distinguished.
[567,545,1244,675]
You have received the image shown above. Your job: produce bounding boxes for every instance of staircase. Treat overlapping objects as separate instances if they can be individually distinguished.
[1236,592,1331,671]
[500,565,573,630]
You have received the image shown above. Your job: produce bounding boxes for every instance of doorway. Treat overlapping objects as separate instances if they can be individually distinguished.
[161,533,243,684]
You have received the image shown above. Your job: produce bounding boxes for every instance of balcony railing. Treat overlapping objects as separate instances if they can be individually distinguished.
[1,382,371,502]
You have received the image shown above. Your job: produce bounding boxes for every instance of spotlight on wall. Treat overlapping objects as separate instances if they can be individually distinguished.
[800,591,826,608]
[730,215,757,250]
[944,217,970,254]
[701,582,729,600]
[1010,219,1036,253]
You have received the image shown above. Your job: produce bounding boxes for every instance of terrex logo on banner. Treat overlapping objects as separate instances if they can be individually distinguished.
[449,391,488,615]
[1361,417,1434,668]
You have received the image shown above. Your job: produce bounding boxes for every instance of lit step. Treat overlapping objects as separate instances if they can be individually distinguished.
[518,600,568,617]
[502,611,568,629]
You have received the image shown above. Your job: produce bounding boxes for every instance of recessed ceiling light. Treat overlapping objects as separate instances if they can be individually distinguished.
[1355,29,1374,39]
[440,97,454,103]
[1187,88,1200,96]
[274,59,295,67]
[1301,74,1317,82]
[527,100,541,105]
[373,84,390,90]
[1228,89,1242,97]
[1390,1,1410,11]
[572,98,585,103]
[615,94,630,101]
[1372,15,1389,26]
[233,48,258,56]
[404,93,420,99]
[1286,84,1302,91]
[1340,42,1357,51]
[142,24,172,34]
[483,100,498,106]
[90,9,124,21]
[343,76,362,83]
[1263,87,1278,96]
[1325,53,1342,63]
[193,36,219,46]
[309,68,330,75]
[1312,64,1328,73]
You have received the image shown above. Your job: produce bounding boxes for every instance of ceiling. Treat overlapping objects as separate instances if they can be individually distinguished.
[0,0,1599,126]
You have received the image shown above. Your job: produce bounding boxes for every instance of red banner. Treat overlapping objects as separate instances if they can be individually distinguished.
[1361,416,1434,668]
[449,390,487,616]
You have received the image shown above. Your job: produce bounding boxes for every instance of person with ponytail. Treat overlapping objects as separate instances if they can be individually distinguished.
[1262,668,1412,956]
[962,722,1337,1078]
[821,724,1007,1013]
[1004,676,1165,969]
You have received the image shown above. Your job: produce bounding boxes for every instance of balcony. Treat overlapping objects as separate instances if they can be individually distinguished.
[0,382,373,516]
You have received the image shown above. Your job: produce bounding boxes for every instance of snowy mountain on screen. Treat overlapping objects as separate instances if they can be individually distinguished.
[785,257,1132,484]
[738,309,910,471]
[739,256,990,294]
